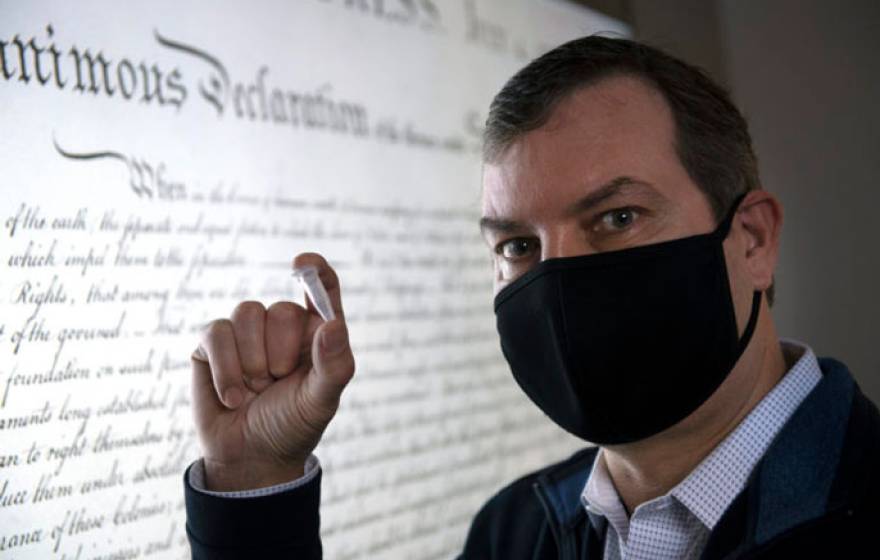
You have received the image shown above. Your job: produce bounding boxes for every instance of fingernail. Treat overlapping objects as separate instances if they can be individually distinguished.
[322,323,346,355]
[224,387,243,409]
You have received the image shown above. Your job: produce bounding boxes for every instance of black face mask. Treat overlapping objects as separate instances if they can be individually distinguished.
[494,196,761,445]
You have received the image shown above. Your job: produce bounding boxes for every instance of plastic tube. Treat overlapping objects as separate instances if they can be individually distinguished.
[292,265,336,322]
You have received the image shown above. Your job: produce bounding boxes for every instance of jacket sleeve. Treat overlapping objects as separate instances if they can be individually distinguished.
[183,462,323,559]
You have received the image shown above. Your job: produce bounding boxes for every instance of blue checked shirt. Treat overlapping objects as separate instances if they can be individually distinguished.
[580,339,823,560]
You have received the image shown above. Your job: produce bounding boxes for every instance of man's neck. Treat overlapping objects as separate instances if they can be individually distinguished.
[601,323,789,515]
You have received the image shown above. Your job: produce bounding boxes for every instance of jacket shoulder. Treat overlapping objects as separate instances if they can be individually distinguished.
[741,380,880,559]
[460,446,598,560]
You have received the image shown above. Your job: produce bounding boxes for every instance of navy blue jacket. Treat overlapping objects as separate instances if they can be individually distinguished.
[184,358,880,558]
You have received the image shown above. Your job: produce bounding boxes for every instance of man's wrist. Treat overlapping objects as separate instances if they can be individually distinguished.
[204,458,306,492]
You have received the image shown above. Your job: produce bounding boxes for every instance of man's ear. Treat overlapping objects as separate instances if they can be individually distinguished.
[736,189,783,293]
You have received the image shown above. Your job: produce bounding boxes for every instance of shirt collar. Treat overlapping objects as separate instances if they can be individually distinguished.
[580,447,626,539]
[581,339,823,532]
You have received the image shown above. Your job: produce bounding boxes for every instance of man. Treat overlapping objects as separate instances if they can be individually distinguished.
[184,36,880,559]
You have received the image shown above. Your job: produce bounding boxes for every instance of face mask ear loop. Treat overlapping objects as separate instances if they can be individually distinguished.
[717,192,760,360]
[734,290,762,360]
[713,192,750,240]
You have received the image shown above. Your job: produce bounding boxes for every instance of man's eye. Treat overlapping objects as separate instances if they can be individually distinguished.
[597,208,639,232]
[496,238,537,260]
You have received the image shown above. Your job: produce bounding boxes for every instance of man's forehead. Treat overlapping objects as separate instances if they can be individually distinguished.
[480,75,681,221]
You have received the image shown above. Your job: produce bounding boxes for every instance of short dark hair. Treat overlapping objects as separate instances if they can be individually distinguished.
[484,35,774,305]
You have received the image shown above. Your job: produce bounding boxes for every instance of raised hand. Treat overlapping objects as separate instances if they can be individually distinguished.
[191,253,355,491]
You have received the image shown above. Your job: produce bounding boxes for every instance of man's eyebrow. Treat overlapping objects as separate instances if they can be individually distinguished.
[563,176,655,217]
[479,216,527,237]
[479,177,658,238]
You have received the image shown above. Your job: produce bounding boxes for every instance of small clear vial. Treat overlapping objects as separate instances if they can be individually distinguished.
[292,265,336,322]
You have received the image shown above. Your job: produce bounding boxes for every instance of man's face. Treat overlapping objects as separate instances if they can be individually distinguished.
[480,75,718,295]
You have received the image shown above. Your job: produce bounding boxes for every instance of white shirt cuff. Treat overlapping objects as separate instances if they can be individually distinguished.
[188,454,321,498]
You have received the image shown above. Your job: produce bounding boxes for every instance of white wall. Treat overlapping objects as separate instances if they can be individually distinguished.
[0,2,626,558]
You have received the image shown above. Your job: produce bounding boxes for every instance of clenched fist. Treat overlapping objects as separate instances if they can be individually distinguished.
[191,253,356,491]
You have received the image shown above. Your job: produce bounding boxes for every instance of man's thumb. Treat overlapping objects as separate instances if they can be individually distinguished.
[309,319,356,407]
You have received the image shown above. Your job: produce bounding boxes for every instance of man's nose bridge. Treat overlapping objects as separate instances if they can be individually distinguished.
[541,228,593,260]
